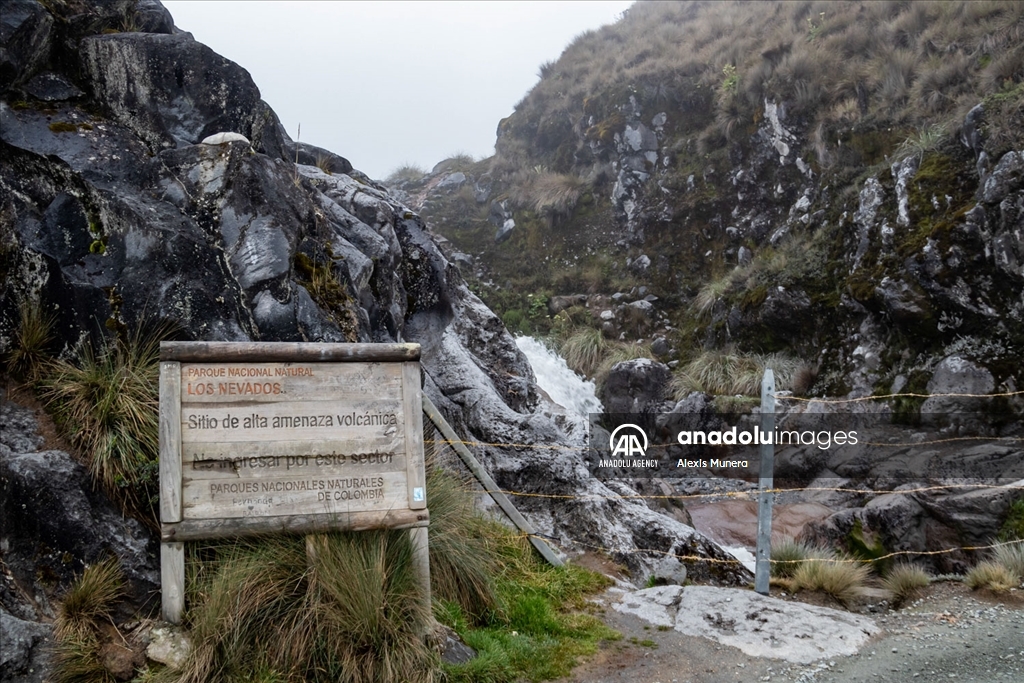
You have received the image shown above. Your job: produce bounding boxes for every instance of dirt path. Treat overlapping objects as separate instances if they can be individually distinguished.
[560,583,1024,683]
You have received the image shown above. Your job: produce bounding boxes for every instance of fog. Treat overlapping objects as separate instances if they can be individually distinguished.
[161,1,633,179]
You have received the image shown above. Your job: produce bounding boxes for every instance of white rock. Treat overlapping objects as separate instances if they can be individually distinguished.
[673,587,878,663]
[200,131,251,145]
[147,625,192,670]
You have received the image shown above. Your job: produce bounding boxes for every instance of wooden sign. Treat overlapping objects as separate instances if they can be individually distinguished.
[158,342,428,622]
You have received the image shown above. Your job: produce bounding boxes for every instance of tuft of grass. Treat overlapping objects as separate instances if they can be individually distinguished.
[991,540,1024,581]
[52,558,125,683]
[694,276,733,320]
[38,331,160,519]
[895,124,947,160]
[510,171,589,218]
[426,468,499,621]
[965,561,1018,593]
[882,563,931,606]
[558,327,607,378]
[52,635,115,683]
[55,558,124,641]
[49,121,79,133]
[314,153,334,175]
[770,536,833,579]
[790,555,871,607]
[3,299,54,383]
[385,164,428,185]
[182,531,434,683]
[671,349,802,398]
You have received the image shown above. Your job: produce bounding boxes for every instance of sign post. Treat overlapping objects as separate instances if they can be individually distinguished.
[754,368,775,595]
[158,342,428,623]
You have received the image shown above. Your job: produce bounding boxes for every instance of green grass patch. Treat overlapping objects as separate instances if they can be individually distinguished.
[440,516,615,683]
[998,497,1024,541]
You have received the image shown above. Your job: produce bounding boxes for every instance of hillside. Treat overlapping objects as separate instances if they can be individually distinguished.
[398,0,1024,400]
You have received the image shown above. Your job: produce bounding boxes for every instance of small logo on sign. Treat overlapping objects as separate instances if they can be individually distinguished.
[609,423,648,457]
[413,487,425,502]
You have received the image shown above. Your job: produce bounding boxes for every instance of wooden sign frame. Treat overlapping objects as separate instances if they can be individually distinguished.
[158,342,429,623]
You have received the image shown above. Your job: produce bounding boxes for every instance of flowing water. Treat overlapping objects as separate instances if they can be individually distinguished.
[515,336,603,418]
[516,336,759,565]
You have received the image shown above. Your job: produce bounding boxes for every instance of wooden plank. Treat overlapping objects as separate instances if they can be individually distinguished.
[179,400,404,444]
[755,369,776,595]
[182,470,409,519]
[179,362,403,404]
[162,508,429,542]
[159,362,182,524]
[184,450,407,483]
[181,441,405,463]
[403,362,427,510]
[421,395,563,567]
[161,341,420,362]
[160,542,185,623]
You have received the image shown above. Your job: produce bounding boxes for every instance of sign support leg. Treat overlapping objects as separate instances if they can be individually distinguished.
[409,526,432,635]
[161,542,185,624]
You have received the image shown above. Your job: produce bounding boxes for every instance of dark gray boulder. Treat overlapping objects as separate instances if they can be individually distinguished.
[0,0,53,93]
[0,401,159,613]
[0,606,51,683]
[600,358,672,415]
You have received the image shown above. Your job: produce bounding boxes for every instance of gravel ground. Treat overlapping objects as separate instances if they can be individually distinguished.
[559,582,1024,683]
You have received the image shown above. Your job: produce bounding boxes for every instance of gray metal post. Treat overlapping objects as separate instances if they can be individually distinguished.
[754,369,775,595]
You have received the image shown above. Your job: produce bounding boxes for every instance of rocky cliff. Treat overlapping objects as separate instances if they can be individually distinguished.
[0,4,750,677]
[390,0,1024,592]
[400,1,1024,404]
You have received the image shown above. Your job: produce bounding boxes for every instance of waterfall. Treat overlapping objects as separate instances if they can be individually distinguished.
[515,336,604,417]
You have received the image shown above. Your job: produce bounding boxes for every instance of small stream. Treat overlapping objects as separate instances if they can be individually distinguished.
[515,336,603,418]
[516,335,756,569]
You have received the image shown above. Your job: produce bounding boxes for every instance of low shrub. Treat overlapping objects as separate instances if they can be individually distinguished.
[790,556,870,606]
[965,561,1018,593]
[991,540,1024,581]
[770,536,833,579]
[882,563,931,606]
[998,497,1024,541]
[671,349,802,398]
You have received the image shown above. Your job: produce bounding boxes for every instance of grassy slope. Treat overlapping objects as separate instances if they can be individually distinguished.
[418,0,1024,393]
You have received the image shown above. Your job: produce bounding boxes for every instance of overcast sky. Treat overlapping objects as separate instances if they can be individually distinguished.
[161,1,634,180]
